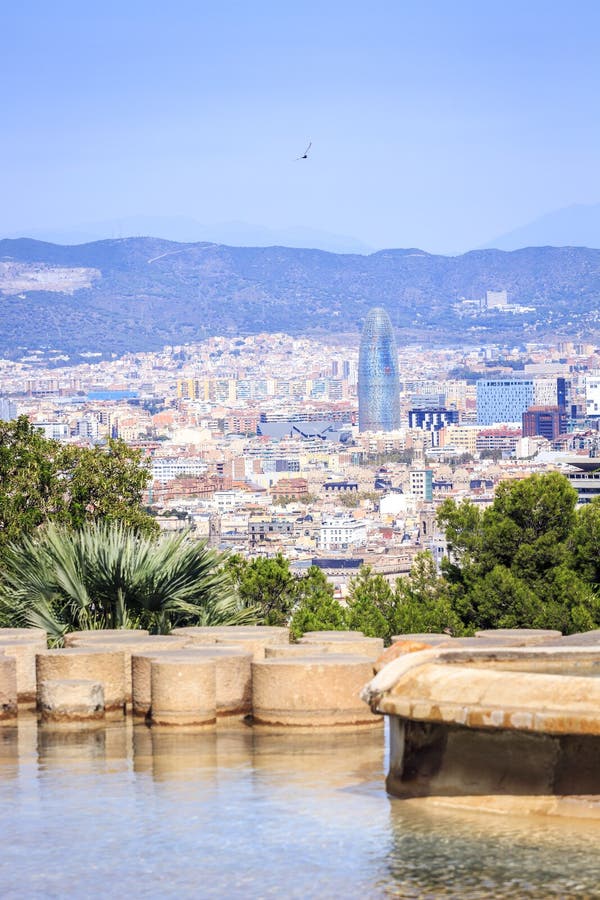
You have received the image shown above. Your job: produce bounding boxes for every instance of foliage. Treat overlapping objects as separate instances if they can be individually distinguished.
[289,567,346,639]
[0,416,157,554]
[0,521,252,641]
[225,553,298,626]
[344,556,464,642]
[437,472,600,634]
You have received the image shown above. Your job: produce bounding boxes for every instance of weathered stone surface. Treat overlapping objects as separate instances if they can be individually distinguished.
[298,635,384,661]
[474,628,562,644]
[391,633,449,645]
[265,644,330,658]
[0,635,47,703]
[176,646,252,717]
[63,628,149,647]
[150,656,216,728]
[0,627,47,643]
[253,656,381,729]
[172,625,290,646]
[67,634,186,705]
[134,646,252,718]
[36,649,127,714]
[0,656,18,722]
[301,630,364,640]
[38,678,105,722]
[373,640,433,674]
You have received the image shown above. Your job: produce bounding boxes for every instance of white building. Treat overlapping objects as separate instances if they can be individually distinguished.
[151,457,208,483]
[585,375,600,417]
[317,516,367,551]
[486,290,508,309]
[0,398,17,421]
[35,421,69,440]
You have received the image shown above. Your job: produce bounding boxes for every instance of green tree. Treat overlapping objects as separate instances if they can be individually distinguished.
[0,521,252,641]
[290,567,346,638]
[0,417,156,553]
[345,566,395,639]
[392,552,464,637]
[437,472,597,634]
[225,553,298,626]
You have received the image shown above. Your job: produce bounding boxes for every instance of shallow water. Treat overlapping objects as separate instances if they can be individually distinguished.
[1,717,600,898]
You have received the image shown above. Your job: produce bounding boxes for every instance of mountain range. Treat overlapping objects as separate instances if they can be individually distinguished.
[483,203,600,252]
[2,237,600,358]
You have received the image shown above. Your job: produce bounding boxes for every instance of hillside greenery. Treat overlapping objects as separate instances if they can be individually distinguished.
[3,238,600,355]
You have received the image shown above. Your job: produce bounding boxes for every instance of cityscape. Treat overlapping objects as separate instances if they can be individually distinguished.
[1,317,599,591]
[5,2,600,898]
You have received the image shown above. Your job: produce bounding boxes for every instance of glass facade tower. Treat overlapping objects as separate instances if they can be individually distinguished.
[358,307,401,432]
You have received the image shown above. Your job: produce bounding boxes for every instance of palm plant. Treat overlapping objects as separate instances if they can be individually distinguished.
[0,521,258,643]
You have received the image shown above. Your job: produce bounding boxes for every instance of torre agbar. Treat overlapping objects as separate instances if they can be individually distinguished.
[358,307,401,432]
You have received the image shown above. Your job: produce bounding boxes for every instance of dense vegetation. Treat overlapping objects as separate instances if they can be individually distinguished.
[3,238,600,355]
[1,426,598,642]
[226,472,600,639]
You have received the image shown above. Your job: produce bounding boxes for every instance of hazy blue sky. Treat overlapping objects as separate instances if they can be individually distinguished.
[3,1,600,253]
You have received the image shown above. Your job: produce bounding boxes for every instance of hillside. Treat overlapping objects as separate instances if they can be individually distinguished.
[1,238,600,357]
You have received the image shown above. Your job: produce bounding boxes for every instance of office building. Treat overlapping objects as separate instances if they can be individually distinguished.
[476,378,534,425]
[358,307,401,432]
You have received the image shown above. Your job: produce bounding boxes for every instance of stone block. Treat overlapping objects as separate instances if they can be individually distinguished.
[0,634,47,704]
[150,656,216,728]
[0,656,18,722]
[63,628,149,647]
[252,656,381,729]
[67,634,186,704]
[38,679,105,723]
[36,649,127,714]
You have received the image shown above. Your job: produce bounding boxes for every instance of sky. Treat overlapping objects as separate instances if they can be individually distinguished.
[3,0,600,254]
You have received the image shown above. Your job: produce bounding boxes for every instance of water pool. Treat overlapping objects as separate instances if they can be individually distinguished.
[1,716,600,898]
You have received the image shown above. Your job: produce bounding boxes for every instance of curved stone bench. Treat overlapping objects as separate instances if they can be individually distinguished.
[150,656,216,728]
[36,649,127,715]
[361,643,600,817]
[0,655,17,722]
[38,679,105,724]
[252,656,381,729]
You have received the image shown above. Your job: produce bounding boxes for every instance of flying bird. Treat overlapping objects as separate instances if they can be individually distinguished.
[296,141,311,160]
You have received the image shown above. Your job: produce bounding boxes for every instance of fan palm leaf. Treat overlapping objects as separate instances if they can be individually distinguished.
[0,521,258,641]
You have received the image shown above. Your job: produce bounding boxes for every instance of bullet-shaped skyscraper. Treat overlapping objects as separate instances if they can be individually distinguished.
[358,307,401,432]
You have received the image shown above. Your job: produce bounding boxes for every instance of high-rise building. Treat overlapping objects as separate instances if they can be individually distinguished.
[358,307,401,432]
[476,378,534,425]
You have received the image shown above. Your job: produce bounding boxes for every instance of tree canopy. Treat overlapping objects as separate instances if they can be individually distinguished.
[438,471,600,634]
[0,416,157,552]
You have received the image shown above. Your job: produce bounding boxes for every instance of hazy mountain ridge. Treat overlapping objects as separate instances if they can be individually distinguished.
[482,203,600,252]
[2,237,600,356]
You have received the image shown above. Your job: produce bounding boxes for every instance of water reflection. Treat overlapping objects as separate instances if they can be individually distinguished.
[0,716,599,897]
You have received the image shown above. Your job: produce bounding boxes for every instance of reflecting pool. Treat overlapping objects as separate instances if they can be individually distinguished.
[1,716,600,898]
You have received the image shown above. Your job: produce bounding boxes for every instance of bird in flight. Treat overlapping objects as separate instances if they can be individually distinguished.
[296,141,311,160]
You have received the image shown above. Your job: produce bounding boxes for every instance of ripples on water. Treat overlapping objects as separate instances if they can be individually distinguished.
[1,716,600,898]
